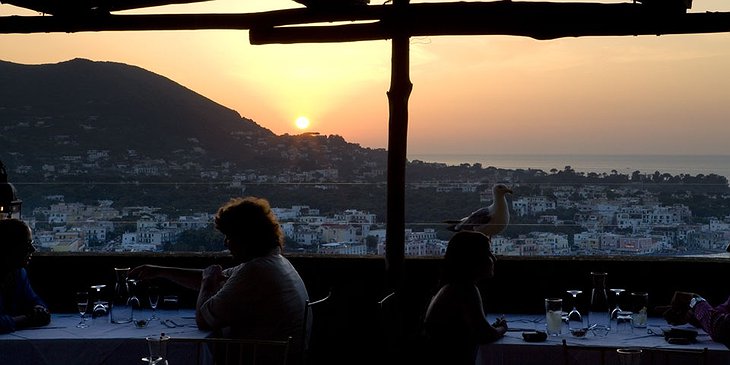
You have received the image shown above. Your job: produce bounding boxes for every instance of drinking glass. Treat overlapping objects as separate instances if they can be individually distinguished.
[128,279,141,314]
[610,288,625,320]
[161,295,179,320]
[90,284,108,318]
[610,288,626,333]
[615,310,633,335]
[617,348,642,365]
[545,298,563,336]
[143,334,170,365]
[566,290,583,328]
[76,291,89,328]
[630,292,649,328]
[148,286,160,320]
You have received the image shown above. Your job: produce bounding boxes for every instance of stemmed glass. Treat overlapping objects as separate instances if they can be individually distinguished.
[148,285,160,321]
[76,291,89,328]
[127,279,141,316]
[566,290,583,328]
[610,288,626,320]
[90,284,107,317]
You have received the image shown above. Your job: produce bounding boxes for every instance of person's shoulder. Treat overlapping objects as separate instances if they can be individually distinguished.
[443,282,477,292]
[252,249,288,264]
[236,254,280,272]
[223,262,246,275]
[249,251,280,263]
[431,283,472,299]
[14,268,29,280]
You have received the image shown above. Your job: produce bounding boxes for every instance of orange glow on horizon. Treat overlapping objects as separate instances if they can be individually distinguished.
[2,0,730,155]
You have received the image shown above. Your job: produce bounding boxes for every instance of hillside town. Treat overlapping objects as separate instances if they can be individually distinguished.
[23,180,730,257]
[7,114,730,258]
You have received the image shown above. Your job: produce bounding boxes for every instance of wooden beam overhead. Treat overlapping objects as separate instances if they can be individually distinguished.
[250,2,730,44]
[1,2,729,42]
[0,6,381,33]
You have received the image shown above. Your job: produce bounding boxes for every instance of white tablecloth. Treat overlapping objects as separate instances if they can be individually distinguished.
[477,314,730,365]
[0,309,210,365]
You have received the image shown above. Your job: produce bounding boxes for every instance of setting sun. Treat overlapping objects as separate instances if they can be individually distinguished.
[295,116,310,130]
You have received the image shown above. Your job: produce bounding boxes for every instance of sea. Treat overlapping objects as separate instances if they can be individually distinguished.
[408,154,730,179]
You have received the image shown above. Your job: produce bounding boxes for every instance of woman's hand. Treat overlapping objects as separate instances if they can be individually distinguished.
[492,315,508,336]
[28,305,51,327]
[663,306,692,326]
[663,291,699,326]
[17,305,51,328]
[492,316,507,328]
[201,264,226,290]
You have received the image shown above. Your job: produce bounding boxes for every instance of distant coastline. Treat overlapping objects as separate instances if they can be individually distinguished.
[408,154,730,178]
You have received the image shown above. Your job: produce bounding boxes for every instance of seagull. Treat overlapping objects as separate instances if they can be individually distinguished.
[444,184,513,237]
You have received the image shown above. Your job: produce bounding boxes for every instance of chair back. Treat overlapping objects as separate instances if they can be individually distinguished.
[377,291,404,360]
[301,289,332,365]
[562,339,608,365]
[169,336,292,365]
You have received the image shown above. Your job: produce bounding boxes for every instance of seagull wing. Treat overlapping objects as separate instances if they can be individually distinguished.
[448,207,491,232]
[461,207,492,226]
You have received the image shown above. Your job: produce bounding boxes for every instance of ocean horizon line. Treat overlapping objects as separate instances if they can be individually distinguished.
[408,153,730,157]
[407,153,730,178]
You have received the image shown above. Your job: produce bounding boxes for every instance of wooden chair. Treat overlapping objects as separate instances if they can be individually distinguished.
[377,291,399,343]
[377,290,432,364]
[377,291,404,361]
[168,336,292,365]
[301,289,332,365]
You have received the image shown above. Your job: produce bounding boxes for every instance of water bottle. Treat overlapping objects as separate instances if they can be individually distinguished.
[588,271,610,336]
[111,267,133,324]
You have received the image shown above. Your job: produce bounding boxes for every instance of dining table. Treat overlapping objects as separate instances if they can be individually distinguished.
[477,314,730,365]
[0,309,211,365]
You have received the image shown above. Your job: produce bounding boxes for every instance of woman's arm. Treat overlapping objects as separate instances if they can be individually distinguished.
[129,264,203,291]
[693,299,730,345]
[0,305,51,333]
[195,265,227,330]
[1,270,51,332]
[463,285,507,343]
[0,314,17,334]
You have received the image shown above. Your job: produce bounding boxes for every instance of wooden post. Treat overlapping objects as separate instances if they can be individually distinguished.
[385,0,412,292]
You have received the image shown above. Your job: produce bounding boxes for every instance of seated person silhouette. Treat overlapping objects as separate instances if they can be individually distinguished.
[0,219,51,333]
[130,197,309,364]
[423,231,507,365]
[664,291,730,348]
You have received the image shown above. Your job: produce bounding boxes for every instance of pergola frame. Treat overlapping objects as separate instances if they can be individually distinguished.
[3,0,730,291]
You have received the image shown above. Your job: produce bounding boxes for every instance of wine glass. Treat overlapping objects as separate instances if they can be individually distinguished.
[610,288,626,320]
[127,279,142,318]
[76,291,89,328]
[148,285,160,320]
[566,290,583,329]
[90,284,108,317]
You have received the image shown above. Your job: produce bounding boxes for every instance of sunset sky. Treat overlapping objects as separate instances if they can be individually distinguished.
[1,0,730,156]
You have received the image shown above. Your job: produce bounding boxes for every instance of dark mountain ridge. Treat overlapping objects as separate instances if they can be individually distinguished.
[0,58,387,177]
[1,58,270,160]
